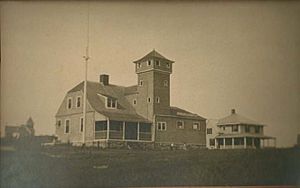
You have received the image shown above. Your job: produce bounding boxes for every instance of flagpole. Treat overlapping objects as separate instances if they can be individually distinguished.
[82,2,90,145]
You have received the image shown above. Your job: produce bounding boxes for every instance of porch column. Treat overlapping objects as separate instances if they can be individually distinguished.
[122,121,125,140]
[232,138,234,149]
[137,122,140,140]
[107,119,110,140]
[223,138,225,149]
[244,137,246,149]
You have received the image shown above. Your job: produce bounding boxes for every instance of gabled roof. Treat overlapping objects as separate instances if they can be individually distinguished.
[169,106,206,120]
[68,81,150,123]
[217,110,264,126]
[133,50,174,63]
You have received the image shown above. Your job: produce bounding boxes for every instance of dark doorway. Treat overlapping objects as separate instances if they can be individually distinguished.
[125,122,138,140]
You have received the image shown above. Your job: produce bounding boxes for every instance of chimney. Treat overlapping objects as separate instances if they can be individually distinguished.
[231,109,236,114]
[100,74,109,85]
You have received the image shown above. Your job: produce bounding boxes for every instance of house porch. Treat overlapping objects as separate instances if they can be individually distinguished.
[215,136,276,149]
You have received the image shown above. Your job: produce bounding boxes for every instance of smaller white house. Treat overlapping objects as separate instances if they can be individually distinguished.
[206,109,276,149]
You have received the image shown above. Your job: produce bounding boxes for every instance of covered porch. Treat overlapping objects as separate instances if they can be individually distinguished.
[215,135,276,149]
[94,120,153,142]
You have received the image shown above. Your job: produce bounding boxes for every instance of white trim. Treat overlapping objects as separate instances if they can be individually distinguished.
[67,97,72,109]
[64,119,70,134]
[155,60,160,66]
[147,60,152,66]
[137,68,171,74]
[193,122,199,130]
[106,97,117,109]
[157,122,167,131]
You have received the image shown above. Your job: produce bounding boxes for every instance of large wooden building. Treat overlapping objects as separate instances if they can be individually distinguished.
[55,50,206,148]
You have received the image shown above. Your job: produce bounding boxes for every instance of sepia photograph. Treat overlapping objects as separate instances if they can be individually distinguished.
[1,0,299,187]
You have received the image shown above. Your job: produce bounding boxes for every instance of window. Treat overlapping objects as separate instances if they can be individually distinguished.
[133,99,137,105]
[245,125,250,133]
[166,62,170,68]
[222,126,226,130]
[156,96,160,103]
[80,118,83,132]
[76,96,81,108]
[209,139,215,146]
[67,98,72,109]
[57,120,61,127]
[106,97,117,108]
[157,122,167,131]
[147,60,152,66]
[147,97,151,103]
[255,126,260,133]
[207,128,212,134]
[137,62,141,68]
[164,80,168,87]
[65,120,70,133]
[232,125,238,132]
[155,60,160,66]
[139,80,143,86]
[193,122,199,130]
[177,121,184,129]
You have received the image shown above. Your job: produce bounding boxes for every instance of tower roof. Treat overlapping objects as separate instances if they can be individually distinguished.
[133,49,174,63]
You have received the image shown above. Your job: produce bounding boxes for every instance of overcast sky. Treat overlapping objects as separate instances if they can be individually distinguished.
[1,1,299,147]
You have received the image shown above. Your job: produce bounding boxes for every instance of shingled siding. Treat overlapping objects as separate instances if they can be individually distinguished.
[155,116,206,147]
[55,112,95,144]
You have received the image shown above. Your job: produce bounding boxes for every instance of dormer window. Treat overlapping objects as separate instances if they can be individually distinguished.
[166,62,170,68]
[67,97,72,109]
[106,97,117,109]
[147,60,152,66]
[76,96,81,108]
[155,60,160,66]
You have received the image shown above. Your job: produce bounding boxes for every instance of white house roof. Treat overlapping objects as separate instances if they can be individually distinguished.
[217,109,264,126]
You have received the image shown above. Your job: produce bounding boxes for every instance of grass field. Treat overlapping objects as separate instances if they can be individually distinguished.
[1,145,299,188]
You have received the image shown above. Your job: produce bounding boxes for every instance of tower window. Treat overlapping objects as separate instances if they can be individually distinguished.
[133,99,137,105]
[177,121,184,129]
[147,97,151,103]
[76,96,81,108]
[156,96,160,103]
[166,62,170,68]
[67,97,72,109]
[147,60,152,66]
[193,122,199,130]
[139,80,143,86]
[164,80,168,87]
[155,60,160,66]
[80,117,84,132]
[57,120,61,127]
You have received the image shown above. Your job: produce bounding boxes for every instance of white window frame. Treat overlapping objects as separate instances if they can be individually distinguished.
[106,97,117,109]
[164,80,168,87]
[65,119,70,134]
[76,96,81,108]
[156,96,160,103]
[79,117,84,132]
[67,97,72,109]
[177,120,185,129]
[147,60,152,66]
[157,122,167,131]
[193,122,199,130]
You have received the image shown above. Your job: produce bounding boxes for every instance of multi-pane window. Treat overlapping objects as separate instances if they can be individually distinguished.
[245,125,250,133]
[157,122,167,131]
[164,80,168,87]
[193,122,199,130]
[177,121,184,129]
[107,98,117,108]
[65,120,70,133]
[232,125,238,132]
[76,96,81,108]
[67,98,72,109]
[207,128,212,134]
[80,118,83,132]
